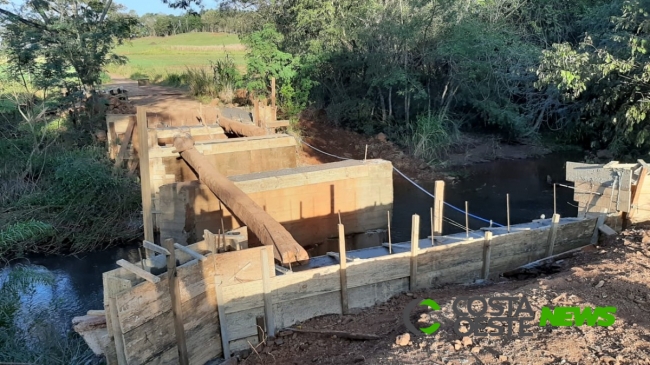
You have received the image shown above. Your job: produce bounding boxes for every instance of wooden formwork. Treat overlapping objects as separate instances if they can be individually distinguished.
[566,160,650,227]
[102,217,597,365]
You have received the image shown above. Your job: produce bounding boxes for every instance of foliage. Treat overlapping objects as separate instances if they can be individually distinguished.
[406,109,460,163]
[243,24,314,116]
[536,0,650,155]
[0,0,138,92]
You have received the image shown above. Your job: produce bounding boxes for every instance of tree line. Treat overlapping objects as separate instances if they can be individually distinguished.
[133,9,255,37]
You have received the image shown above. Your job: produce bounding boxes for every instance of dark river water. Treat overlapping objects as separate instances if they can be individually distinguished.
[1,151,582,329]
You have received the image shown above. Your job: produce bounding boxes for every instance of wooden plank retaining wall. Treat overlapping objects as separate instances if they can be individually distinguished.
[102,218,597,365]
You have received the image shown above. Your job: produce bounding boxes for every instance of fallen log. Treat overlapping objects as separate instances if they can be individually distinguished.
[173,136,309,264]
[218,115,267,137]
[288,328,381,340]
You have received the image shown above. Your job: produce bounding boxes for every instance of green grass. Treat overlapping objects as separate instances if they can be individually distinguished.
[106,32,247,79]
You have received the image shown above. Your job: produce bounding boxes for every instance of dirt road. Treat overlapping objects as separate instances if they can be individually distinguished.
[236,229,650,365]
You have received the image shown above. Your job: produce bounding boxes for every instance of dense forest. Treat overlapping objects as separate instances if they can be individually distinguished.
[135,0,650,160]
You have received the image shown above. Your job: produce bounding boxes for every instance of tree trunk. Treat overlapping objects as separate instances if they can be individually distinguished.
[172,136,310,264]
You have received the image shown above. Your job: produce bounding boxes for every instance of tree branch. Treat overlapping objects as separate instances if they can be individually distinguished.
[0,7,47,29]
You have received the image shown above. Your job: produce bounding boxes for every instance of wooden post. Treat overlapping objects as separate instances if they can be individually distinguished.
[364,145,368,162]
[163,238,189,365]
[591,209,608,245]
[629,167,648,219]
[137,107,154,257]
[433,181,445,236]
[261,247,275,337]
[465,201,469,238]
[387,211,392,254]
[114,116,135,167]
[430,207,434,246]
[338,223,349,314]
[410,214,420,292]
[553,184,557,216]
[546,214,561,257]
[104,275,132,365]
[214,278,230,359]
[482,231,493,280]
[271,77,276,108]
[506,193,511,233]
[205,229,217,254]
[256,316,266,342]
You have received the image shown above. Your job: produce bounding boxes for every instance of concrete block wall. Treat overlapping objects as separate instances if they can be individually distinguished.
[157,159,394,247]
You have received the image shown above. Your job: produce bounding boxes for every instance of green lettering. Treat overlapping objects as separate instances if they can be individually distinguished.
[595,307,617,327]
[539,307,577,326]
[574,307,598,326]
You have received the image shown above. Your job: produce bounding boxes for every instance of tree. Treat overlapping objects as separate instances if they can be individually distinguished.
[537,0,650,155]
[0,0,138,92]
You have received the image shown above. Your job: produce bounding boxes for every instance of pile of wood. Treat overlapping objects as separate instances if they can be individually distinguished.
[106,96,135,115]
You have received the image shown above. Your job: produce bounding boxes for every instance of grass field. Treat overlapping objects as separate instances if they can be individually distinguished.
[106,32,247,80]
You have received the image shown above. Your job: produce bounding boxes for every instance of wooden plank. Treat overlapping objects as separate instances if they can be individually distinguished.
[591,211,607,245]
[138,107,155,256]
[573,180,632,212]
[164,239,189,365]
[546,214,560,257]
[116,259,160,283]
[114,116,135,167]
[410,215,420,291]
[261,247,276,337]
[433,181,444,236]
[346,252,410,288]
[338,223,349,315]
[566,162,632,184]
[216,246,275,285]
[482,231,493,280]
[143,240,170,256]
[115,257,215,333]
[104,274,132,365]
[174,242,207,261]
[215,279,230,360]
[349,278,409,309]
[272,265,340,303]
[554,218,598,252]
[629,167,648,217]
[599,224,617,236]
[122,290,217,365]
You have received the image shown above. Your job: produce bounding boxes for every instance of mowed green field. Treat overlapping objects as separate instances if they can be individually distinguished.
[106,32,247,79]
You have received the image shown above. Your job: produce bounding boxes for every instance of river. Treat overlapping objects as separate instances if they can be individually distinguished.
[0,151,582,331]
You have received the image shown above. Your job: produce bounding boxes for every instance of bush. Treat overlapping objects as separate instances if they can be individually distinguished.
[404,110,460,163]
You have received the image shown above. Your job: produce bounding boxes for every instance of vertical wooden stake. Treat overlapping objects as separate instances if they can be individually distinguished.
[430,207,434,246]
[137,107,154,258]
[433,181,445,236]
[410,214,420,292]
[482,231,493,280]
[591,208,608,245]
[205,229,217,254]
[261,247,276,337]
[338,223,349,314]
[256,316,266,343]
[214,277,230,359]
[387,211,392,254]
[271,77,276,108]
[553,183,557,216]
[364,145,368,162]
[546,214,561,257]
[506,193,511,233]
[465,201,469,238]
[104,275,132,365]
[163,238,189,365]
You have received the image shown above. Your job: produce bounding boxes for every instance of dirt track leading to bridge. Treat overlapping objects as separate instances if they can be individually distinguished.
[236,229,650,365]
[105,75,222,127]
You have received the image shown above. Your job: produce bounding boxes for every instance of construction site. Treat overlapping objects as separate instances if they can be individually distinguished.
[68,80,650,365]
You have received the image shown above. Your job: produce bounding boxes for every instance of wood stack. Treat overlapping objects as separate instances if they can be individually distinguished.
[566,160,650,227]
[106,96,135,115]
